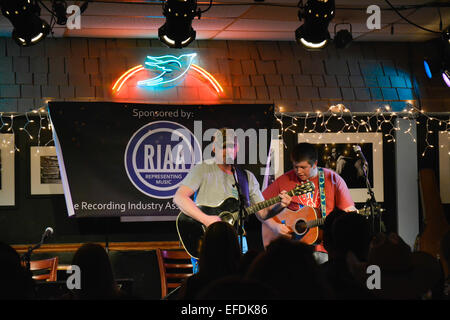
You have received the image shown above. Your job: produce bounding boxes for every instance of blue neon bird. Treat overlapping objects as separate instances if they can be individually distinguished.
[137,53,197,87]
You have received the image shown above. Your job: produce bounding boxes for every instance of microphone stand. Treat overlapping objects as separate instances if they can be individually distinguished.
[21,235,46,271]
[231,165,247,255]
[361,160,381,235]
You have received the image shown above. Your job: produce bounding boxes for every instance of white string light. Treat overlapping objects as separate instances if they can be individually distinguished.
[0,104,448,158]
[0,106,53,152]
[274,103,450,158]
[19,111,34,140]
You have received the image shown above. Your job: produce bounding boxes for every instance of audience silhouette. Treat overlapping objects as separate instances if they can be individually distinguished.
[65,243,124,300]
[320,211,375,299]
[176,221,242,299]
[348,232,443,300]
[0,242,35,300]
[246,237,333,299]
[2,211,447,301]
[321,208,347,259]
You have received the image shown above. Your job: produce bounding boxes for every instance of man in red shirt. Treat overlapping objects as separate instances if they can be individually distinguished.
[260,143,357,263]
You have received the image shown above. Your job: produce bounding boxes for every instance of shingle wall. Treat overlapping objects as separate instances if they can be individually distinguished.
[0,37,448,113]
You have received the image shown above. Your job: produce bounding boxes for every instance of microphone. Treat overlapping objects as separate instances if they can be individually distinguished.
[41,227,54,243]
[21,227,54,268]
[353,145,368,165]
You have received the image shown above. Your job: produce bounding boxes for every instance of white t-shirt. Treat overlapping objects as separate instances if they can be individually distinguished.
[180,159,265,208]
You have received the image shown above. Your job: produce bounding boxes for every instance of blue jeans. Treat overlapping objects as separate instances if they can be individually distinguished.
[191,236,248,274]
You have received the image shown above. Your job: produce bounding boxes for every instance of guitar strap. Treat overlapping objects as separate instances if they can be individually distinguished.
[318,167,327,218]
[235,166,250,207]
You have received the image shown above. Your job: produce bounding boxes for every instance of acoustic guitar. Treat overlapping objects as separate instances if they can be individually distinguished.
[176,182,315,259]
[262,205,382,248]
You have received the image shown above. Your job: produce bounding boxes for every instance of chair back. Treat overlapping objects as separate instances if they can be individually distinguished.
[156,249,193,298]
[30,257,58,282]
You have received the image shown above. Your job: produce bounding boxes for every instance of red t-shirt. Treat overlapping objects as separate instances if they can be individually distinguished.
[262,167,355,252]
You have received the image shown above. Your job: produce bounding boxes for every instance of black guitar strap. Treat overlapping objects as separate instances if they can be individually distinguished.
[235,166,250,208]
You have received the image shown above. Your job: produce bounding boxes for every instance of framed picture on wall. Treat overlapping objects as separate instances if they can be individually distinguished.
[0,134,15,206]
[298,132,384,203]
[439,131,450,203]
[30,146,64,195]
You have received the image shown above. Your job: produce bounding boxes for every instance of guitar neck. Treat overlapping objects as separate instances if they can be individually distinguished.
[246,189,297,215]
[306,206,380,228]
[306,217,326,228]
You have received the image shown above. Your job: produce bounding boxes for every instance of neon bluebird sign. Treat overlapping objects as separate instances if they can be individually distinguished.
[112,53,224,95]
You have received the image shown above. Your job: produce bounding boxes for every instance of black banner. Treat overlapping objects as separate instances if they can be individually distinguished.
[48,102,274,218]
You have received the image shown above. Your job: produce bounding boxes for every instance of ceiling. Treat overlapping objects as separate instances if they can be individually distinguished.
[0,0,449,42]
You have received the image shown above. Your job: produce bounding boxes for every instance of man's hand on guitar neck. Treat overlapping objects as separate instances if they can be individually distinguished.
[257,190,292,221]
[279,190,292,208]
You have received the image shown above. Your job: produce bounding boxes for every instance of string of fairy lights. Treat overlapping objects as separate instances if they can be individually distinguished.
[273,103,450,157]
[0,103,449,157]
[0,107,53,153]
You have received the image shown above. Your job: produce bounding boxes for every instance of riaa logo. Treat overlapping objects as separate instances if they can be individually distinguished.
[124,121,202,199]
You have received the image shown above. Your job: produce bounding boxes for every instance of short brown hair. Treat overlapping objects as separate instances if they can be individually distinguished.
[290,143,317,165]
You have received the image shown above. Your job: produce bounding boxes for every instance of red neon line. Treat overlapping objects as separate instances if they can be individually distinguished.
[190,65,221,93]
[191,64,224,93]
[192,64,224,92]
[115,67,145,93]
[191,65,220,93]
[113,63,224,96]
[112,65,143,91]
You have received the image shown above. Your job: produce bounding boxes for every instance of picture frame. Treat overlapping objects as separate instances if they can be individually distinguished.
[30,146,64,195]
[298,132,384,203]
[439,131,450,203]
[0,134,15,206]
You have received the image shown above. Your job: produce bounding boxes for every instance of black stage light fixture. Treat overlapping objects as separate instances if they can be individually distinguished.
[440,26,450,87]
[295,0,335,51]
[0,0,50,47]
[158,0,199,49]
[334,23,352,49]
[442,26,450,47]
[442,67,450,87]
[52,0,68,25]
[51,0,90,26]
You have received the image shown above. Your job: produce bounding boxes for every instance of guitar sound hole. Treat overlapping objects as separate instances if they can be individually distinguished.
[294,220,307,235]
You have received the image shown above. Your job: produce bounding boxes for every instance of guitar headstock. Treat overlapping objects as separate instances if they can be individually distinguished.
[291,181,315,196]
[357,205,384,216]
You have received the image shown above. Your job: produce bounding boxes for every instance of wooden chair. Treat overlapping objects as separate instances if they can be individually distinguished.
[155,249,193,298]
[29,257,59,282]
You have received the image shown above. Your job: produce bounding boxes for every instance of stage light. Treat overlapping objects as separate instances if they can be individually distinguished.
[443,26,450,46]
[158,0,199,49]
[295,0,335,51]
[436,27,449,87]
[52,0,90,26]
[52,0,68,25]
[333,23,352,49]
[0,0,50,47]
[423,58,433,79]
[442,69,450,87]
